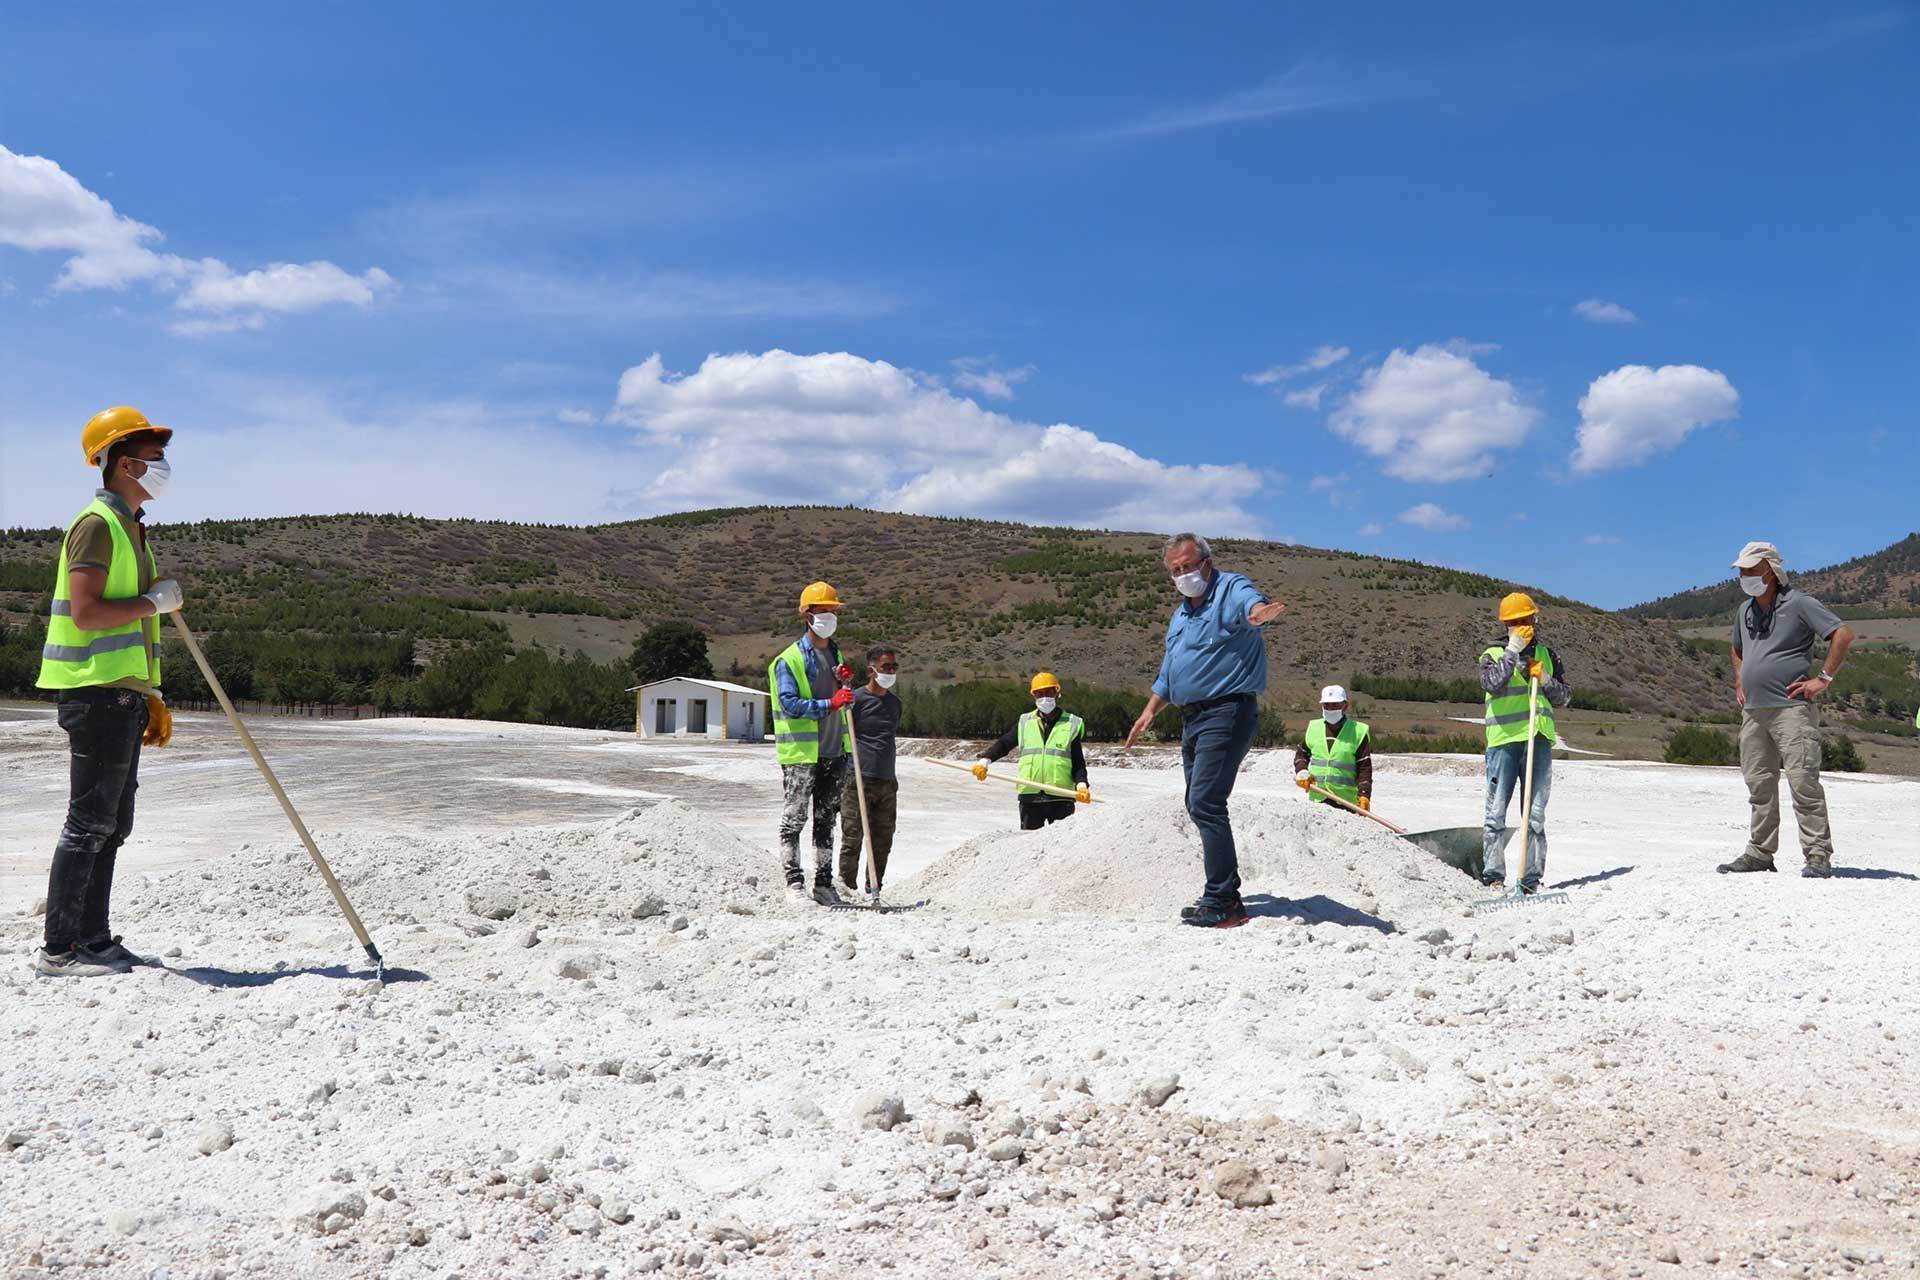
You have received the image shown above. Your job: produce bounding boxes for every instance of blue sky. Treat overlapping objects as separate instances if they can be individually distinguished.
[2,3,1914,608]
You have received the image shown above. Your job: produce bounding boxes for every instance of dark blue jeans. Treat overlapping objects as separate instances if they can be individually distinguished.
[45,687,147,953]
[1181,694,1259,906]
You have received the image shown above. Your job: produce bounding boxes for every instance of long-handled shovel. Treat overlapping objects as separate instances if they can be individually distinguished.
[167,612,385,977]
[1301,782,1497,879]
[840,692,881,902]
[926,757,1102,802]
[1472,672,1569,914]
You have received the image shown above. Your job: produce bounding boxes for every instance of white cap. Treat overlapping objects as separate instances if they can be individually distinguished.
[1320,684,1348,704]
[1732,540,1788,581]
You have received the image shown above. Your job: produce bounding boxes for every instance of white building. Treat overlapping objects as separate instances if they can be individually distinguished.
[630,677,770,742]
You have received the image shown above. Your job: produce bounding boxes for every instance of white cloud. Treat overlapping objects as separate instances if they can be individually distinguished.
[1583,534,1624,545]
[948,358,1035,400]
[610,349,1268,534]
[557,408,598,425]
[1398,502,1470,533]
[1574,298,1639,325]
[1106,64,1376,139]
[1281,384,1329,410]
[1357,522,1384,537]
[1308,473,1345,492]
[0,143,392,330]
[1327,342,1538,483]
[1571,364,1740,473]
[1246,344,1350,386]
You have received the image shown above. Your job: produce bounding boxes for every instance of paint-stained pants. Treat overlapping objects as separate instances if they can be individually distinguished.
[1483,738,1550,884]
[779,756,848,885]
[45,688,147,953]
[1740,703,1832,863]
[838,776,899,891]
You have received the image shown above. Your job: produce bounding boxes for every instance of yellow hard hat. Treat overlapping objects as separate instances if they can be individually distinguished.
[797,581,843,614]
[1498,591,1538,622]
[1030,672,1062,695]
[82,406,172,468]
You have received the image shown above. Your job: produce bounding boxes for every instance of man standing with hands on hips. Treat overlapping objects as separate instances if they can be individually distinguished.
[1718,541,1854,878]
[1125,533,1286,928]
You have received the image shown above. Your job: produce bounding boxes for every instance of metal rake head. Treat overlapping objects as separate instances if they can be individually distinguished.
[1470,889,1571,915]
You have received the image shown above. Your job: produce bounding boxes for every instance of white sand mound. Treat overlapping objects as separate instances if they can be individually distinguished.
[900,794,1476,930]
[125,799,795,927]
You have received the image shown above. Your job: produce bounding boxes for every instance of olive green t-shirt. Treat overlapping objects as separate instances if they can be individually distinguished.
[62,489,156,695]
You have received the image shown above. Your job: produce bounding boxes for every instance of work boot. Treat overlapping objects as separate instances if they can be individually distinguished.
[1801,857,1834,879]
[1479,870,1505,889]
[1519,875,1542,896]
[1181,900,1248,929]
[34,946,132,978]
[811,877,842,907]
[1716,852,1777,874]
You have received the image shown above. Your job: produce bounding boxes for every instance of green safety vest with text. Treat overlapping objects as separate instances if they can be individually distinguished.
[1305,717,1369,804]
[1481,644,1556,748]
[1016,710,1084,796]
[769,641,836,766]
[37,498,161,691]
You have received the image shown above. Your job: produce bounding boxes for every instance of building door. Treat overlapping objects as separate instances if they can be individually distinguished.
[687,699,708,734]
[655,699,676,734]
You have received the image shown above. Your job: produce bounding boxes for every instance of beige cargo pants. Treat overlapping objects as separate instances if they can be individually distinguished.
[1739,702,1833,864]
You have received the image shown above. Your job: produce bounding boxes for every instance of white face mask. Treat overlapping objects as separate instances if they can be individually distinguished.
[1034,697,1058,715]
[131,457,171,500]
[874,672,897,690]
[808,611,839,638]
[1172,568,1209,598]
[1739,575,1770,597]
[1323,708,1345,725]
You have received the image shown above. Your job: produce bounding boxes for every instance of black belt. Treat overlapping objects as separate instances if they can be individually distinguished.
[1181,692,1256,713]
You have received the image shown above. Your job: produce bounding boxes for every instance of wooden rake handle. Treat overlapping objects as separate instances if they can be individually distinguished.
[1303,782,1407,835]
[925,757,1101,803]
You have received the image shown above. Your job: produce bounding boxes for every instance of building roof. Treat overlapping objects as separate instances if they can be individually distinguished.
[626,677,771,697]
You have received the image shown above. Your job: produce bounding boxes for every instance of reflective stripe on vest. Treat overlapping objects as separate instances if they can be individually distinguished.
[769,642,824,766]
[1481,645,1556,747]
[1305,717,1368,804]
[1016,711,1083,795]
[36,498,160,690]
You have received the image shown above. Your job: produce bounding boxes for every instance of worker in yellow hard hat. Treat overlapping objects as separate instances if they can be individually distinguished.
[768,581,855,905]
[971,672,1091,829]
[1477,592,1573,895]
[33,408,184,977]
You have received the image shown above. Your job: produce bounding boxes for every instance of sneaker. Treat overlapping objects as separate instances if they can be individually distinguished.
[1716,852,1777,874]
[34,946,132,977]
[811,880,842,907]
[1479,870,1505,889]
[1181,900,1248,929]
[82,935,146,967]
[1801,859,1834,879]
[1519,876,1541,896]
[1179,901,1208,920]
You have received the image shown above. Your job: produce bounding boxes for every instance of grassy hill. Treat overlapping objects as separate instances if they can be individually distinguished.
[1625,533,1920,622]
[3,505,1731,718]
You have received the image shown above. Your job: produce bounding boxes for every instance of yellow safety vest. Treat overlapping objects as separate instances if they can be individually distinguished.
[769,641,838,766]
[37,498,160,690]
[1481,644,1556,748]
[1305,717,1369,804]
[1016,711,1083,796]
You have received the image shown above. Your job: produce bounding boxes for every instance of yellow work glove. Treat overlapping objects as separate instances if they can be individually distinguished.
[1527,659,1544,682]
[143,694,172,747]
[1512,625,1535,647]
[970,762,988,782]
[1295,770,1313,792]
[1075,784,1091,805]
[1358,796,1370,813]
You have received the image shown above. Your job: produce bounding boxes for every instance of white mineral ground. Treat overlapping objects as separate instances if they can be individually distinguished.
[2,707,1917,1278]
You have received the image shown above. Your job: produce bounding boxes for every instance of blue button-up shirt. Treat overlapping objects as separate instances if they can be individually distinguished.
[1151,570,1270,706]
[773,633,846,757]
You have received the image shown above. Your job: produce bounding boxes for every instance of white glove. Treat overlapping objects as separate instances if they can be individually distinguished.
[1295,770,1311,782]
[142,579,183,614]
[1505,630,1526,654]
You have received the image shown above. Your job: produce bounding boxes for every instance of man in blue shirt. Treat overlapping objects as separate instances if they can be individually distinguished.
[1125,533,1286,927]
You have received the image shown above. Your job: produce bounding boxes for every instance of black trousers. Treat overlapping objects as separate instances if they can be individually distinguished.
[1018,796,1076,830]
[45,687,148,953]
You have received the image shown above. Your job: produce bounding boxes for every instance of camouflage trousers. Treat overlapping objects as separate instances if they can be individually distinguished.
[779,756,849,885]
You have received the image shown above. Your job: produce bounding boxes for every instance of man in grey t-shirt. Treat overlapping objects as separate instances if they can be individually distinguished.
[1719,541,1856,878]
[839,644,903,894]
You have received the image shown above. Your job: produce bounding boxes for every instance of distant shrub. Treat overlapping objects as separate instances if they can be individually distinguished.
[1665,725,1735,766]
[1570,690,1632,714]
[1822,735,1865,773]
[1371,733,1485,755]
